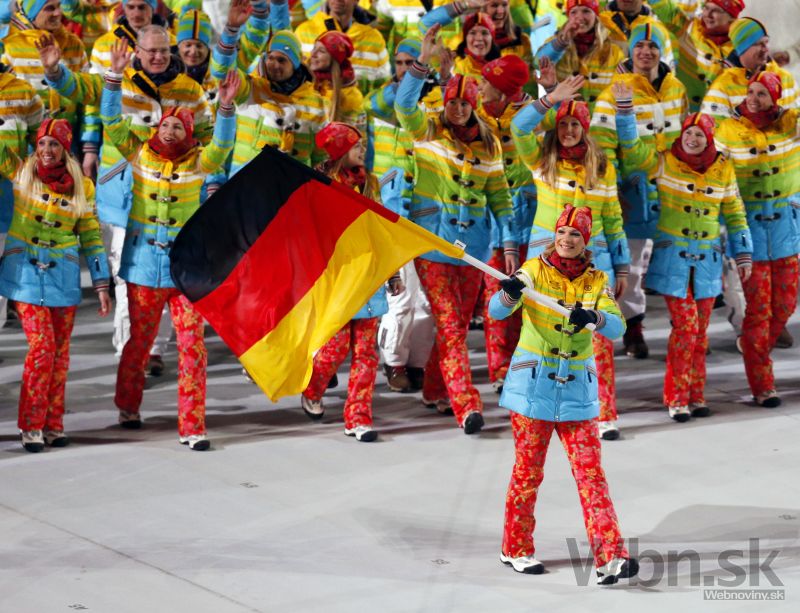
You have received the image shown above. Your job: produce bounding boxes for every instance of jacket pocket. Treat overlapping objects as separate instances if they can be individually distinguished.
[409,206,439,220]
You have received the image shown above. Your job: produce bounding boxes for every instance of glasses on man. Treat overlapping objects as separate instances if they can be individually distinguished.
[137,45,171,58]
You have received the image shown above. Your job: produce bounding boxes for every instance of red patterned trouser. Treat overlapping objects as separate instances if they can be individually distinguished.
[303,318,380,429]
[663,287,714,408]
[741,256,799,397]
[593,334,617,422]
[115,283,207,436]
[502,413,628,567]
[483,247,527,384]
[415,259,484,424]
[17,302,77,432]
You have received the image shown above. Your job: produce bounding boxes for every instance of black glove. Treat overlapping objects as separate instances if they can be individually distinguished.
[500,276,526,301]
[568,307,598,331]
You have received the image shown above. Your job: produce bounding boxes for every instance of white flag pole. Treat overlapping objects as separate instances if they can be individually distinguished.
[455,242,597,332]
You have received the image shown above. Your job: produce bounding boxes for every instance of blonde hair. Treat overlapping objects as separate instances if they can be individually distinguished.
[17,152,90,215]
[315,59,346,123]
[428,112,499,158]
[557,19,615,81]
[538,129,607,191]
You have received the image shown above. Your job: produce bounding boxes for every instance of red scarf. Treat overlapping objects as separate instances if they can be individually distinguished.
[493,27,515,49]
[671,138,718,174]
[450,122,480,144]
[736,102,781,130]
[701,22,730,47]
[482,99,508,119]
[37,160,74,195]
[547,251,590,280]
[147,134,197,160]
[313,64,356,86]
[465,48,488,66]
[558,141,588,161]
[574,30,597,57]
[338,165,367,191]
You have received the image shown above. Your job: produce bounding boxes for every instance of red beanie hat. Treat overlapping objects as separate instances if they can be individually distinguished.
[707,0,745,18]
[315,31,354,66]
[444,74,479,109]
[481,55,530,98]
[555,100,591,133]
[315,122,362,161]
[750,71,782,106]
[160,107,195,141]
[681,113,715,143]
[565,0,600,15]
[36,118,72,152]
[463,11,495,37]
[555,204,592,245]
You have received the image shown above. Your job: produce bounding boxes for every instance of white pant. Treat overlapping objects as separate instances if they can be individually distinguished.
[619,238,652,320]
[102,223,173,357]
[378,262,434,368]
[0,232,6,329]
[722,255,745,335]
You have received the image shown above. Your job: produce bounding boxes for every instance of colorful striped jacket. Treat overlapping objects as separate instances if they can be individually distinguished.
[511,99,630,285]
[316,79,366,130]
[489,254,624,421]
[296,11,392,94]
[374,0,450,55]
[715,108,800,262]
[536,33,626,111]
[616,110,752,299]
[0,148,109,306]
[701,60,799,121]
[477,97,538,247]
[591,65,687,238]
[46,63,212,228]
[60,0,117,53]
[100,76,235,288]
[649,0,733,112]
[395,65,516,266]
[0,72,43,233]
[365,78,442,216]
[1,17,89,127]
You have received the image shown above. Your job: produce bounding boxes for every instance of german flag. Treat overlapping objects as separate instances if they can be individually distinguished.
[170,146,464,401]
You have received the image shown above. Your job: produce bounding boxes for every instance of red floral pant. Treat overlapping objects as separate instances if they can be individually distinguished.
[593,334,617,421]
[115,283,207,436]
[483,247,526,384]
[502,413,628,567]
[415,258,484,425]
[663,287,714,407]
[303,318,380,429]
[741,256,799,397]
[17,302,77,432]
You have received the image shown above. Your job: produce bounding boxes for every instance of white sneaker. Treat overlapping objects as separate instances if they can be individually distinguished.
[668,405,691,422]
[596,557,639,585]
[241,367,255,383]
[301,396,324,420]
[598,420,620,440]
[179,434,210,451]
[344,425,378,442]
[500,552,545,574]
[20,430,44,453]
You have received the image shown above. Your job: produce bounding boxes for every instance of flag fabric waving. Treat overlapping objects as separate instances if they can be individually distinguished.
[169,145,465,401]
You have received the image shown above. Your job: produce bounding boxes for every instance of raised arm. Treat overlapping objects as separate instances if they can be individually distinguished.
[99,39,141,162]
[395,24,441,140]
[37,33,103,105]
[198,71,239,174]
[612,82,660,176]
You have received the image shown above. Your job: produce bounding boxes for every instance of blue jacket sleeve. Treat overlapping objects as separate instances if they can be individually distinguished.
[535,36,568,64]
[488,290,522,321]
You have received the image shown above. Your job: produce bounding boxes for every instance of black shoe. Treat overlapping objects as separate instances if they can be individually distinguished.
[148,355,165,377]
[383,364,412,392]
[755,393,781,408]
[690,404,710,418]
[463,412,484,435]
[406,367,424,390]
[623,319,649,359]
[118,411,142,429]
[44,430,70,447]
[327,374,339,389]
[597,557,639,585]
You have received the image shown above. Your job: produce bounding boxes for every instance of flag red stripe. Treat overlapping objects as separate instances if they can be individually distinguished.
[195,181,365,355]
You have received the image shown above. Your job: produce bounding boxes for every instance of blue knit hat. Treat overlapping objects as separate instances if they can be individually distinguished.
[20,0,49,21]
[395,38,422,60]
[629,22,667,56]
[269,30,302,70]
[122,0,158,10]
[177,9,212,47]
[729,17,768,58]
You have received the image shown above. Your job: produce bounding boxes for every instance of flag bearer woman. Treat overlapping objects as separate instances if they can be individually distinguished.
[309,31,366,129]
[0,118,110,452]
[613,82,753,422]
[100,40,238,450]
[395,23,517,435]
[300,121,404,442]
[489,205,638,585]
